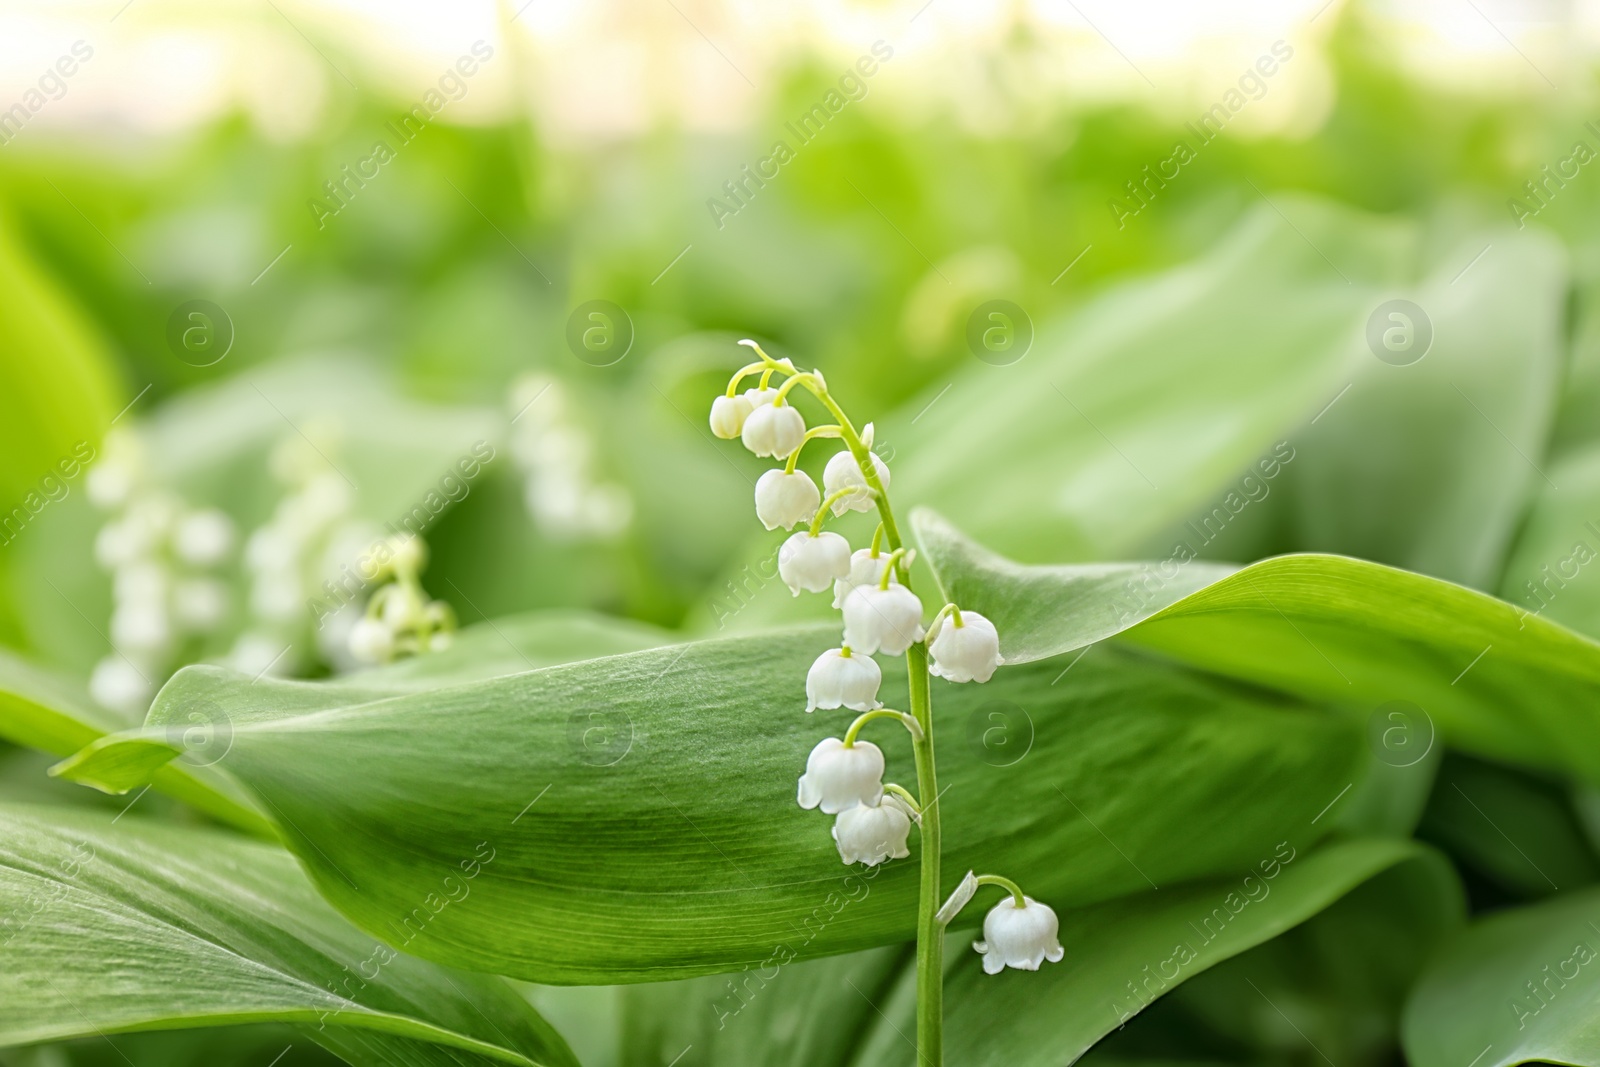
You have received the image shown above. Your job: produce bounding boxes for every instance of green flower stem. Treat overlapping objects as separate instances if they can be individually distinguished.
[725,359,770,395]
[747,342,941,1063]
[811,488,870,535]
[842,709,923,746]
[975,873,1028,908]
[883,782,922,814]
[907,639,942,1066]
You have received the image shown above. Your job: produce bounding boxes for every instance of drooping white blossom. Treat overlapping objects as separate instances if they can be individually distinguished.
[88,656,154,716]
[173,509,236,567]
[741,401,806,459]
[927,610,1003,684]
[797,736,885,814]
[842,583,925,656]
[778,531,851,595]
[754,469,821,531]
[973,896,1065,974]
[823,450,890,515]
[347,616,396,665]
[832,794,914,866]
[832,548,895,609]
[805,647,882,712]
[709,393,753,439]
[172,577,229,631]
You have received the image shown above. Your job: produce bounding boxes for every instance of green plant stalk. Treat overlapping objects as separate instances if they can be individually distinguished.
[800,370,942,1061]
[907,639,942,1065]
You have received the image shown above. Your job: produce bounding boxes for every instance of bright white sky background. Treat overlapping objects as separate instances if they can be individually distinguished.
[0,0,1583,145]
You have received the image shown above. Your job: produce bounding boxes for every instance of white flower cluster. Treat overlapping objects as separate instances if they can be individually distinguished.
[508,374,631,540]
[709,340,1060,976]
[85,428,236,715]
[344,533,456,665]
[231,431,380,678]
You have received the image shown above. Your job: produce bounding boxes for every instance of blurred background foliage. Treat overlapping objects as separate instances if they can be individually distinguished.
[8,0,1600,1063]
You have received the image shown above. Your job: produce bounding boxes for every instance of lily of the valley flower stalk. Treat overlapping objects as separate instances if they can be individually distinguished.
[709,339,1062,1063]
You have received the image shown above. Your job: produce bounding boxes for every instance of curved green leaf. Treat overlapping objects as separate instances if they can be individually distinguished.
[0,803,576,1067]
[56,626,1364,983]
[1403,887,1600,1067]
[615,839,1450,1067]
[914,509,1600,782]
[0,646,271,836]
[888,197,1413,564]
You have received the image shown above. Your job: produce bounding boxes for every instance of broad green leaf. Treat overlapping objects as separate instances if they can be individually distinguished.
[0,803,577,1067]
[619,945,911,1067]
[615,841,1451,1067]
[55,626,1364,983]
[885,196,1413,564]
[851,839,1447,1067]
[0,646,270,836]
[337,610,672,691]
[914,509,1600,782]
[1153,847,1463,1066]
[0,209,121,651]
[1496,440,1600,641]
[1403,886,1600,1067]
[1170,227,1564,590]
[1418,753,1600,901]
[0,210,120,512]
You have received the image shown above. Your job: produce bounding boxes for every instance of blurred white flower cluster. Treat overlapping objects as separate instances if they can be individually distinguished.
[85,428,236,716]
[345,533,455,666]
[231,429,380,678]
[507,374,631,540]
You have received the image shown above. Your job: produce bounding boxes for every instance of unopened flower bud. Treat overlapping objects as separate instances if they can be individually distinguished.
[974,896,1064,974]
[927,610,1003,684]
[832,548,895,609]
[823,450,890,515]
[710,393,754,439]
[755,469,821,531]
[805,647,882,712]
[797,736,885,813]
[842,584,924,656]
[778,531,851,595]
[832,795,913,866]
[741,402,806,459]
[348,617,396,665]
[173,509,236,567]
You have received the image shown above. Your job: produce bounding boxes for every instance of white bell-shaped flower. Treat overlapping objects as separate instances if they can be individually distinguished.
[842,583,925,656]
[832,794,914,866]
[88,656,153,715]
[172,577,229,631]
[833,548,895,609]
[823,450,890,515]
[742,386,778,410]
[173,509,236,567]
[754,469,821,531]
[797,736,884,813]
[806,647,882,712]
[709,393,753,439]
[348,617,396,665]
[741,401,806,459]
[778,531,851,595]
[973,896,1065,974]
[110,602,172,657]
[928,610,1003,684]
